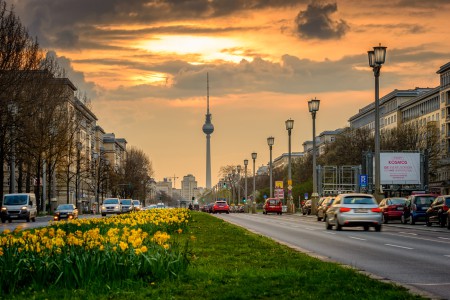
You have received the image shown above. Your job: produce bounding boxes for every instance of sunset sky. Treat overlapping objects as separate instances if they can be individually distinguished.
[6,0,450,188]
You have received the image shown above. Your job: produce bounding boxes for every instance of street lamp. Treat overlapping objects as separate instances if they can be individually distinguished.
[267,136,274,198]
[237,165,241,205]
[251,152,257,214]
[8,103,18,193]
[308,98,320,215]
[285,119,294,213]
[75,142,82,211]
[368,43,387,201]
[244,159,248,212]
[93,152,99,214]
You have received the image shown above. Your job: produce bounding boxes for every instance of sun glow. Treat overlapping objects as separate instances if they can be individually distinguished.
[137,35,250,63]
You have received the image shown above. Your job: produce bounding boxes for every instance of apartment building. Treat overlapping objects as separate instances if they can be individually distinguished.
[181,174,197,201]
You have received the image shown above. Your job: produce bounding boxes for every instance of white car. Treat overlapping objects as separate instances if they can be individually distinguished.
[101,198,122,216]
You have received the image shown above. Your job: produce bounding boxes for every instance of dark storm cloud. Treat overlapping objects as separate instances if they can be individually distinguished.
[8,0,304,48]
[46,51,99,99]
[295,2,349,40]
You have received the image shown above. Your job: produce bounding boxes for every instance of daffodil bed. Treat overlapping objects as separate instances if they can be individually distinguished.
[0,208,191,294]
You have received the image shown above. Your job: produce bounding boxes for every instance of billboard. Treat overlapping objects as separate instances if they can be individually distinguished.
[378,153,421,184]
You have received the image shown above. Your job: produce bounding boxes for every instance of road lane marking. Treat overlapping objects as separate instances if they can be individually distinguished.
[385,244,413,250]
[407,282,450,286]
[324,231,336,235]
[398,232,417,236]
[444,255,450,258]
[438,237,450,240]
[349,236,366,241]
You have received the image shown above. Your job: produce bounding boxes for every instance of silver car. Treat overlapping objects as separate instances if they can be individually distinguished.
[325,193,382,231]
[101,198,122,216]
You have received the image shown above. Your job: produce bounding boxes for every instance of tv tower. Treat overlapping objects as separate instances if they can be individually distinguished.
[202,73,214,189]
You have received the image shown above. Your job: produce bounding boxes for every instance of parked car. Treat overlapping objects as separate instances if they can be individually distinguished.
[101,198,122,216]
[317,197,335,221]
[120,199,134,213]
[402,194,437,225]
[1,193,37,223]
[379,197,407,223]
[132,200,142,211]
[263,198,283,215]
[426,195,450,227]
[302,200,312,215]
[325,193,382,231]
[53,204,78,221]
[207,203,214,213]
[212,200,229,214]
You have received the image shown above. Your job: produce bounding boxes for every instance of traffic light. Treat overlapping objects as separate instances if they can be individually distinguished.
[223,182,227,188]
[242,197,246,203]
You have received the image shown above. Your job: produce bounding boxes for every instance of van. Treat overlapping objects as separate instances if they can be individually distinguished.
[1,193,37,223]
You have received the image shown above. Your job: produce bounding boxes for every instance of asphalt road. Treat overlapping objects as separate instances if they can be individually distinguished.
[3,212,449,298]
[216,212,450,300]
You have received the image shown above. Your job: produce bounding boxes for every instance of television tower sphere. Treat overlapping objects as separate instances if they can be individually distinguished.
[202,121,214,134]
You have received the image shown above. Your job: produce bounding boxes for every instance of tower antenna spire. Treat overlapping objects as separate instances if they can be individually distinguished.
[207,72,210,115]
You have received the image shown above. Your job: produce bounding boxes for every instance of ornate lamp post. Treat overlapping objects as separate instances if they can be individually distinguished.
[8,103,17,193]
[75,142,82,211]
[308,98,320,215]
[251,152,257,214]
[368,44,387,201]
[244,159,248,212]
[285,119,294,213]
[237,165,241,205]
[267,136,274,198]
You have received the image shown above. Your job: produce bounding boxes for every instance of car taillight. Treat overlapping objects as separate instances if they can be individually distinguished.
[371,208,381,213]
[339,207,351,213]
[443,205,448,212]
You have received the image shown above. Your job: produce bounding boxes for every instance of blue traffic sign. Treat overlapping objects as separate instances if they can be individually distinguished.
[359,175,368,188]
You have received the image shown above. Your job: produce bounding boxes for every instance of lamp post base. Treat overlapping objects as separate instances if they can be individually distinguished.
[287,199,294,214]
[252,202,256,214]
[311,193,319,216]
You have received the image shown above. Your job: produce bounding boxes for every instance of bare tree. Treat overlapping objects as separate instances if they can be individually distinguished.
[0,1,41,204]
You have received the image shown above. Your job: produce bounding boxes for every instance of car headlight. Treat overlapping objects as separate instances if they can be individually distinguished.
[1,207,6,211]
[21,206,28,211]
[101,206,106,210]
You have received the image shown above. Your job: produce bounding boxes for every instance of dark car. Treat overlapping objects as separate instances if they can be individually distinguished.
[379,197,407,223]
[426,195,450,227]
[53,204,78,221]
[402,194,437,225]
[212,201,229,214]
[317,197,334,221]
[263,198,283,215]
[302,200,312,215]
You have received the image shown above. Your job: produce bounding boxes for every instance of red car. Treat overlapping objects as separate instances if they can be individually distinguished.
[212,201,229,214]
[263,198,283,215]
[379,197,407,223]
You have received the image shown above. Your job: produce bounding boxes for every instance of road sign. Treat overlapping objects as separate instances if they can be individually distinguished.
[275,188,284,198]
[288,180,292,186]
[304,193,308,200]
[359,174,368,188]
[275,181,283,188]
[288,185,292,191]
[264,194,267,199]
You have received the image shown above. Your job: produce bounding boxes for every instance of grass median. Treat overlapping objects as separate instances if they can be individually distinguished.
[12,211,425,300]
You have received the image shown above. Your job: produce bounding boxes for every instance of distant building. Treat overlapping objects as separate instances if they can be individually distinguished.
[181,174,197,201]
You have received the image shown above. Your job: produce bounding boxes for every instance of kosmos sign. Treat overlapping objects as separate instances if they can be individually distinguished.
[379,153,421,184]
